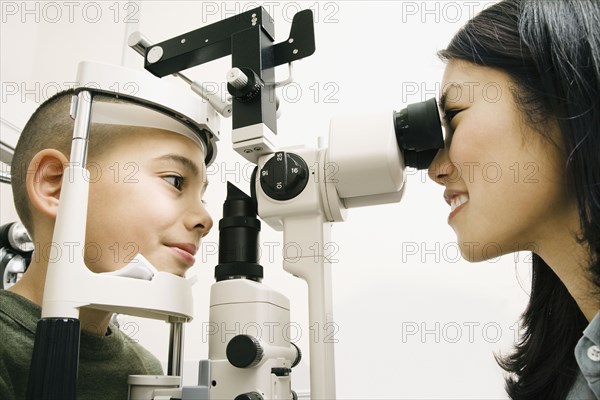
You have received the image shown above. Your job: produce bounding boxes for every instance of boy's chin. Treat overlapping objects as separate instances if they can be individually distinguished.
[158,265,189,277]
[85,259,189,278]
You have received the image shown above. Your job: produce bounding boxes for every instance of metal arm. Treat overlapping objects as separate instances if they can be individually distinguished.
[141,7,315,136]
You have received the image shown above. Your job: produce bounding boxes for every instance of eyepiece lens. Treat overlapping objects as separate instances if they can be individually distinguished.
[394,97,444,169]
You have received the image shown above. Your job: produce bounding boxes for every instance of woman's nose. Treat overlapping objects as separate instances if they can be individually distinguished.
[427,147,455,186]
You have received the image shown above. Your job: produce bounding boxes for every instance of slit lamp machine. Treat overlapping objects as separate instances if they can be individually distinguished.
[21,6,444,400]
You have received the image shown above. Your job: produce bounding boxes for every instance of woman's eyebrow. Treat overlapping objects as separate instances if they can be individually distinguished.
[439,83,463,114]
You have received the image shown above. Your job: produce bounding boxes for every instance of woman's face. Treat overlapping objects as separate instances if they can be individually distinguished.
[428,60,574,262]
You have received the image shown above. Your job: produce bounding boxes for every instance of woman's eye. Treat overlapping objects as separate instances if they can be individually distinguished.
[444,109,460,125]
[163,175,185,190]
[444,109,463,126]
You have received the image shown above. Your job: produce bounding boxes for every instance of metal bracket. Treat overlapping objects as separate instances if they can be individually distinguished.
[144,7,314,76]
[273,10,316,66]
[143,7,315,138]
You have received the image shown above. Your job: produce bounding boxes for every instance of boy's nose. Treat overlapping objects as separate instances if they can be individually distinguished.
[197,210,213,238]
[186,200,213,238]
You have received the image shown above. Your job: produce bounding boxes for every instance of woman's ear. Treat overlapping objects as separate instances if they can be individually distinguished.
[26,149,69,219]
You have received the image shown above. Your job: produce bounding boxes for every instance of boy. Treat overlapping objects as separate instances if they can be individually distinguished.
[0,89,213,399]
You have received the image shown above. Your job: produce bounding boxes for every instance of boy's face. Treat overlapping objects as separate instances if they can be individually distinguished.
[83,126,213,276]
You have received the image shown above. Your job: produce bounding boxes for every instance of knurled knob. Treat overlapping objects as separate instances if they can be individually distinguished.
[226,335,264,368]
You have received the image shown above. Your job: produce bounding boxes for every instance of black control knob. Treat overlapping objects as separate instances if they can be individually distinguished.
[234,392,264,400]
[226,335,264,368]
[259,152,309,201]
[291,342,302,368]
[271,367,292,376]
[227,67,263,103]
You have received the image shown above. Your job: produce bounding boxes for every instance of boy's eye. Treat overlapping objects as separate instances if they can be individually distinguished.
[163,175,185,190]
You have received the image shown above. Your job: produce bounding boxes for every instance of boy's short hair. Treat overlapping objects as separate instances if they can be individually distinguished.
[11,90,127,239]
[12,90,75,238]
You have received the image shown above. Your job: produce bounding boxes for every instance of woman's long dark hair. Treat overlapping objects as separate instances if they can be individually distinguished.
[438,0,600,398]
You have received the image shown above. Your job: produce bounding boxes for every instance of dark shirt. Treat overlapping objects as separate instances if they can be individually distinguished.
[0,290,163,399]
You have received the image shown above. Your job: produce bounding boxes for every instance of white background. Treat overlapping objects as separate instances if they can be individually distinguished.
[1,1,531,398]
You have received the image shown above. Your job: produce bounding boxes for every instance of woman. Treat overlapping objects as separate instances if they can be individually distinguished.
[428,0,600,398]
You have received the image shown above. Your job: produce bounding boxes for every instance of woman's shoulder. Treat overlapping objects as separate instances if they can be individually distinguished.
[572,311,600,399]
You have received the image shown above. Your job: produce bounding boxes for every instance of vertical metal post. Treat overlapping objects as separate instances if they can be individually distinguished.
[70,91,93,167]
[168,319,185,376]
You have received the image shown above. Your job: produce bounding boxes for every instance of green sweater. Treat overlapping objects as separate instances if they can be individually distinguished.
[0,290,163,399]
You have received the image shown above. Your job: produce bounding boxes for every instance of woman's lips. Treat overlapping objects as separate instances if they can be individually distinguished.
[444,190,469,221]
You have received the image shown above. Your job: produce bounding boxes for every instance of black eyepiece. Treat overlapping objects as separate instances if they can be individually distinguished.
[393,97,444,170]
[215,182,263,282]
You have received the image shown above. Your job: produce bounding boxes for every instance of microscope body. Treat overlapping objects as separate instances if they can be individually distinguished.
[206,279,297,400]
[256,145,337,400]
[250,119,410,399]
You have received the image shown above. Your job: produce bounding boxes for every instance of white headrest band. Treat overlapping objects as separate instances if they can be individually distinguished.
[91,100,206,155]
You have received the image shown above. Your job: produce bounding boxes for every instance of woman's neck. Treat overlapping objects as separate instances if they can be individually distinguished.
[537,225,600,322]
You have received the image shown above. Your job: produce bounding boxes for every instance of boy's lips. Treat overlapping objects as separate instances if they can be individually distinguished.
[167,243,198,265]
[170,243,198,256]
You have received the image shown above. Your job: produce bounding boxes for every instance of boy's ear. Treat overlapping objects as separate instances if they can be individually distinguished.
[26,149,69,219]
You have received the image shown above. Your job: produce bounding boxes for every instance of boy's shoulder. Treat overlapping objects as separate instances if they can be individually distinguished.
[0,289,39,335]
[0,290,163,397]
[0,290,39,400]
[0,289,39,357]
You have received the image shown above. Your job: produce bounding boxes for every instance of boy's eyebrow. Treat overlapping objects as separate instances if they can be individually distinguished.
[154,154,200,177]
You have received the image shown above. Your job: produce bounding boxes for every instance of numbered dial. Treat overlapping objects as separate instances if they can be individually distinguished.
[260,152,309,201]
